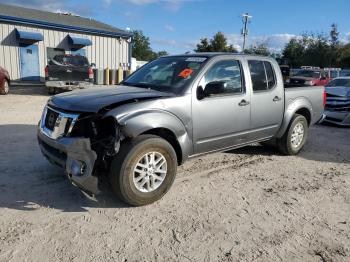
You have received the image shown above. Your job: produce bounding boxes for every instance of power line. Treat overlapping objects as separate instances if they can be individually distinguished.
[241,13,252,52]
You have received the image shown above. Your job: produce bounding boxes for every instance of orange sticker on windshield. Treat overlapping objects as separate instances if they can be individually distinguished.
[178,68,193,78]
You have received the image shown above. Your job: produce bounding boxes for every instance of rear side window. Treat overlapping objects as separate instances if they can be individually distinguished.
[248,60,276,91]
[264,61,276,88]
[50,55,89,67]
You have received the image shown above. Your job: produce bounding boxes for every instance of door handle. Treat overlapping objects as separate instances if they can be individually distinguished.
[273,96,282,102]
[239,99,250,106]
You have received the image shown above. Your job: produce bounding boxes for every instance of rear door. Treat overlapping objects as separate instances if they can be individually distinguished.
[192,57,251,154]
[247,59,284,139]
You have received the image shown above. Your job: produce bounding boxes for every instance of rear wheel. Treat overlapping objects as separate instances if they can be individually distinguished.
[277,114,309,155]
[0,80,9,95]
[110,135,177,206]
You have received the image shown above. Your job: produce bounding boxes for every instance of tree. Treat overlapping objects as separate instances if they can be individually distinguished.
[196,38,211,52]
[132,30,168,61]
[245,43,270,56]
[195,32,237,53]
[339,44,350,68]
[281,24,350,68]
[282,38,305,67]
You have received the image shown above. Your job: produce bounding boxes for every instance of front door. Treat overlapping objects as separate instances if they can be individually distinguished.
[248,59,284,139]
[20,44,40,81]
[192,58,251,154]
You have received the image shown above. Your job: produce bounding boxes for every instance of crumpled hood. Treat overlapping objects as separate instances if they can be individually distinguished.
[326,86,350,97]
[49,85,173,113]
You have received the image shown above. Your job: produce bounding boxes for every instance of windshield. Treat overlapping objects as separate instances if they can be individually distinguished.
[50,55,89,67]
[294,70,321,78]
[326,78,350,87]
[123,56,207,94]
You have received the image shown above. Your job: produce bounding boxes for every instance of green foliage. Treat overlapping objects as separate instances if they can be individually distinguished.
[195,32,237,53]
[132,30,168,61]
[282,24,349,68]
[339,44,350,68]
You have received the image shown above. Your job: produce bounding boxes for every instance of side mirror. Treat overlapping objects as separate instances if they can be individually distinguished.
[90,63,96,67]
[203,81,227,96]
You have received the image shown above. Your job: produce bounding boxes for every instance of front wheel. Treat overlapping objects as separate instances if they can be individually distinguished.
[110,135,177,206]
[277,114,309,155]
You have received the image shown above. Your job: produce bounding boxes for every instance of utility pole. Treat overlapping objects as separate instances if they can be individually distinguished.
[241,13,252,52]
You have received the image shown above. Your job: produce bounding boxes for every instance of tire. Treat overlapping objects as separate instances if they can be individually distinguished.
[48,87,56,95]
[277,114,309,155]
[110,135,177,206]
[0,80,9,95]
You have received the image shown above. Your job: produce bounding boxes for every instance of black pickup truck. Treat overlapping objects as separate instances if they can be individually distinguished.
[45,54,94,95]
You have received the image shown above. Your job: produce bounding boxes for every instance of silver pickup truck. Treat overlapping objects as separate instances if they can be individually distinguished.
[37,53,325,206]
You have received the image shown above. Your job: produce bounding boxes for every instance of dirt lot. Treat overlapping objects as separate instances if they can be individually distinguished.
[0,85,349,262]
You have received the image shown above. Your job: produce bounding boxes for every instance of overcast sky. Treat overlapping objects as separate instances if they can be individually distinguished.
[1,0,350,53]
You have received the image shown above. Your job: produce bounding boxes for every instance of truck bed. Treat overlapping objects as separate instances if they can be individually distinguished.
[284,85,325,125]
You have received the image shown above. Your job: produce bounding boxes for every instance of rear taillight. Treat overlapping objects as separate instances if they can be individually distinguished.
[44,66,48,78]
[88,67,93,79]
[323,90,327,108]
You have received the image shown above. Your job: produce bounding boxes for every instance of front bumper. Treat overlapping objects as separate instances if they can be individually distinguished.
[45,81,93,90]
[37,128,100,194]
[322,110,350,126]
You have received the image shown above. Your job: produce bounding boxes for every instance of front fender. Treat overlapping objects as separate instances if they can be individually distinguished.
[106,109,192,162]
[276,97,313,138]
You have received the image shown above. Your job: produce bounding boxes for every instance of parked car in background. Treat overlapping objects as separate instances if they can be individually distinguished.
[45,54,94,95]
[0,66,10,95]
[325,68,341,79]
[340,70,350,77]
[289,68,330,86]
[37,53,325,206]
[323,77,350,126]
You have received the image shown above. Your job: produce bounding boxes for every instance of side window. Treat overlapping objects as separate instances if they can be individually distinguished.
[264,61,276,89]
[203,60,243,95]
[248,60,276,91]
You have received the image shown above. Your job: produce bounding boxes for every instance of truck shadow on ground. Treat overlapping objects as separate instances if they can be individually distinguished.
[0,124,130,212]
[9,84,49,97]
[0,124,348,212]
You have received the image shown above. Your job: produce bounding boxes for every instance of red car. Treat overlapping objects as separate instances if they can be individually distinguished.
[289,69,330,86]
[0,66,10,95]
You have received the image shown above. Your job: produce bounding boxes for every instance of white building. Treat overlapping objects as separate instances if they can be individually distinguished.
[0,3,132,81]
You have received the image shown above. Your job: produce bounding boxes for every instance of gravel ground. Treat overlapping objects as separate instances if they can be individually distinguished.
[0,85,349,262]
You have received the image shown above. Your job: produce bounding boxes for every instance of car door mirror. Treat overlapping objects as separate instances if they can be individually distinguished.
[204,81,227,97]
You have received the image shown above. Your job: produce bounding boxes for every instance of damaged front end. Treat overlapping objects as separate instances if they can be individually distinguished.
[37,105,122,195]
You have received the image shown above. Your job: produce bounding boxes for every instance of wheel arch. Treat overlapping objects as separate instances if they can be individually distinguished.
[114,110,192,165]
[141,128,183,165]
[276,97,313,138]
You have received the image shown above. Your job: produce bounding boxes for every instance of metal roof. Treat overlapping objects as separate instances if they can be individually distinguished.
[0,3,131,38]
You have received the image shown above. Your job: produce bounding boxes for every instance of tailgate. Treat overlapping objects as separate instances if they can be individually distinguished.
[48,65,90,82]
